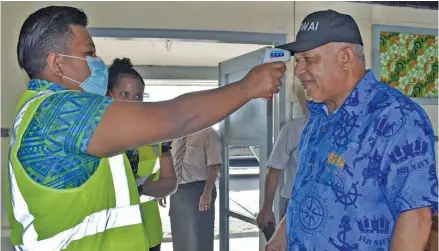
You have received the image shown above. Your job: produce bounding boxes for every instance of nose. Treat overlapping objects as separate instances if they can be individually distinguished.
[294,58,306,77]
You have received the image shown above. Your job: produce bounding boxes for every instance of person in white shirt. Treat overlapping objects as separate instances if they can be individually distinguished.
[256,90,309,229]
[161,128,221,251]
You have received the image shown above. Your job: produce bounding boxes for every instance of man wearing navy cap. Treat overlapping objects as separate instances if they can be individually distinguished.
[266,9,437,251]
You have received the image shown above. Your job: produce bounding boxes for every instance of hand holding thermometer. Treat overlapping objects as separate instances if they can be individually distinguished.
[260,48,291,99]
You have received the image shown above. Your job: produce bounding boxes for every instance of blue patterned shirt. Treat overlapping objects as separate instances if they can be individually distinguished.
[286,70,438,251]
[17,79,112,189]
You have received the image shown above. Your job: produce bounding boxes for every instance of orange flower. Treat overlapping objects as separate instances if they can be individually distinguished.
[426,83,435,93]
[399,71,407,77]
[390,36,400,44]
[408,60,418,68]
[426,38,436,47]
[391,82,399,88]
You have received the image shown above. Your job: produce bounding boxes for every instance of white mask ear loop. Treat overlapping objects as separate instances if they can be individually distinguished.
[58,54,87,84]
[58,54,86,61]
[62,76,81,84]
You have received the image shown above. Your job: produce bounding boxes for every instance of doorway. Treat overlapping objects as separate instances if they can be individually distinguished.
[90,28,287,251]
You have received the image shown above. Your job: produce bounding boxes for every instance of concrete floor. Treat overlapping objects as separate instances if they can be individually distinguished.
[161,237,260,251]
[160,174,261,240]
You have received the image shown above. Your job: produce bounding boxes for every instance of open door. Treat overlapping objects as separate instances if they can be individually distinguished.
[218,47,288,251]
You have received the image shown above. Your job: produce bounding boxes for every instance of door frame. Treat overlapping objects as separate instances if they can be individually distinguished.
[89,28,288,251]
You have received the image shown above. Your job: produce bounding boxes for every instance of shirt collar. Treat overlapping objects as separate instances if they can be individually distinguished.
[308,70,378,119]
[28,79,68,92]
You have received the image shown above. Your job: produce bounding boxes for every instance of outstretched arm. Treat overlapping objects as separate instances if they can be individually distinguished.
[87,62,286,157]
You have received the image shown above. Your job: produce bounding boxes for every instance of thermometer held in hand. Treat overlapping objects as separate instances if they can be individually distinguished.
[260,48,291,99]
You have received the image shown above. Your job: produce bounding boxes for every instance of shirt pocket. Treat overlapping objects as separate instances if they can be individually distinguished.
[185,144,203,166]
[324,149,364,204]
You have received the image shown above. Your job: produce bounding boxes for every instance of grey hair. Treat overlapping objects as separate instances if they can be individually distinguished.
[353,44,366,65]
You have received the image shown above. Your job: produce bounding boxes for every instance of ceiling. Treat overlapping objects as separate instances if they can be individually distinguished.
[369,1,438,10]
[93,37,268,67]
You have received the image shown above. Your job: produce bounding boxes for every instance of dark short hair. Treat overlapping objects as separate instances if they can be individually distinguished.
[108,58,145,91]
[17,6,88,79]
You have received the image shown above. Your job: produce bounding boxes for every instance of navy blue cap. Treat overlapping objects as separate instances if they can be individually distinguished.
[277,9,363,54]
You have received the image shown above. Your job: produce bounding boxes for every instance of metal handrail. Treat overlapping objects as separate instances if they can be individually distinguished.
[228,210,257,226]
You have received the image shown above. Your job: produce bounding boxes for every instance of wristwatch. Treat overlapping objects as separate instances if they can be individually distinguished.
[161,141,172,153]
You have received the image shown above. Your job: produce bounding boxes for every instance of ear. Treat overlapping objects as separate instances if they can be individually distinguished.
[338,46,355,71]
[47,52,64,77]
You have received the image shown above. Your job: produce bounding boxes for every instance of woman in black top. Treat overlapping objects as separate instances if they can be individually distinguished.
[107,58,177,251]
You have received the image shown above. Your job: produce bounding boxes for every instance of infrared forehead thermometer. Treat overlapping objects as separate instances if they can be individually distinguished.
[260,47,291,64]
[260,48,291,99]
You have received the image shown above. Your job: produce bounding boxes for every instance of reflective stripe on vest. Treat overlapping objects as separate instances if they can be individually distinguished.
[152,144,159,157]
[9,91,142,251]
[139,145,161,203]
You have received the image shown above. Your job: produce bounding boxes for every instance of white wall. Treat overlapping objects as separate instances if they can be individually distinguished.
[1,1,438,248]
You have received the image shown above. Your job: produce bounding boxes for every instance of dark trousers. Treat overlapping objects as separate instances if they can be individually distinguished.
[169,181,217,251]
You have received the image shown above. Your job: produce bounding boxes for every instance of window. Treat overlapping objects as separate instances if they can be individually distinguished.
[144,79,220,130]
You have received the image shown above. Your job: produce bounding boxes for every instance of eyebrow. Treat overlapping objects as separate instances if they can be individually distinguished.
[85,42,95,50]
[297,53,318,59]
